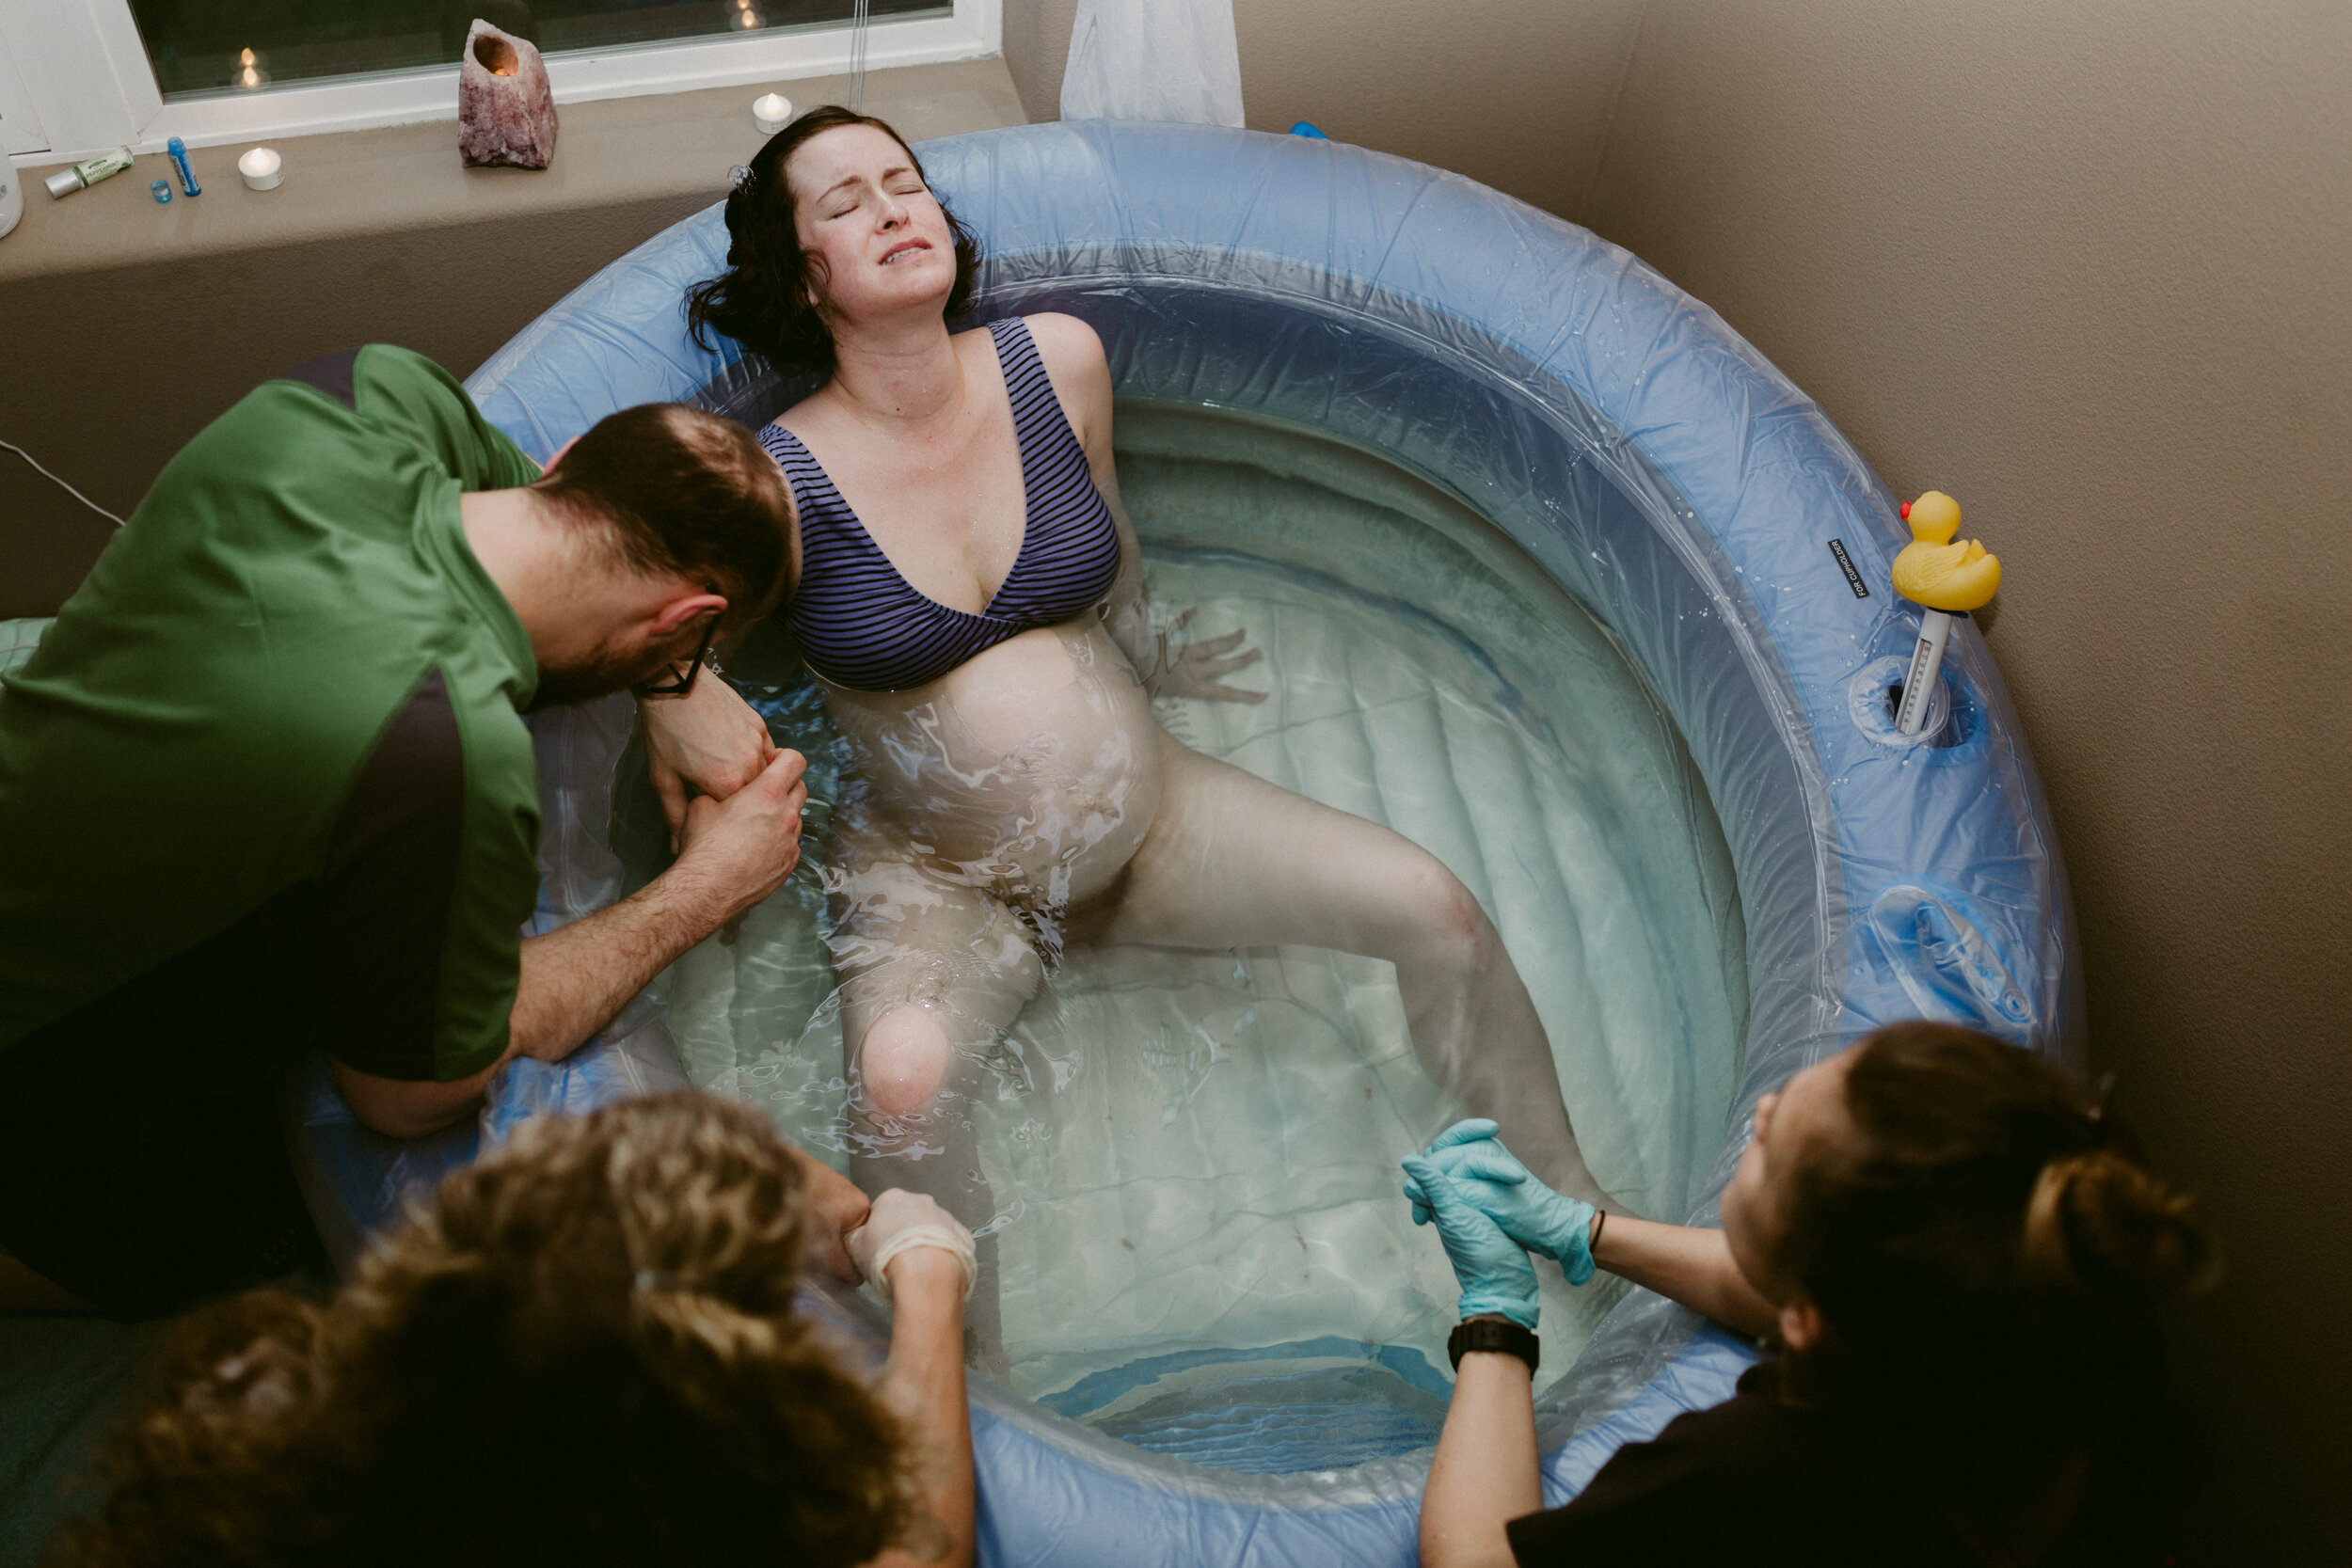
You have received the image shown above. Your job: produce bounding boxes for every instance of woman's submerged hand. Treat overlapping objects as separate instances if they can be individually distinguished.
[1406,1119,1600,1286]
[638,674,779,843]
[787,1146,872,1286]
[1144,607,1268,705]
[1402,1153,1541,1328]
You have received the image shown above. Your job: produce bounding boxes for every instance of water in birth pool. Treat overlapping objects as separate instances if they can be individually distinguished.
[644,403,1750,1473]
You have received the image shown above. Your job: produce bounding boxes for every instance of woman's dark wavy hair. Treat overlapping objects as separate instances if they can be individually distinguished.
[688,105,981,374]
[1773,1022,2218,1545]
[48,1094,912,1568]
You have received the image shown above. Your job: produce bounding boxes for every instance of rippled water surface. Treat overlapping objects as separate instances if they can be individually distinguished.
[655,404,1747,1471]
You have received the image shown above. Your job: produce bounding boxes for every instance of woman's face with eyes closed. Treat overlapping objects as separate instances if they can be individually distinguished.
[783,123,958,325]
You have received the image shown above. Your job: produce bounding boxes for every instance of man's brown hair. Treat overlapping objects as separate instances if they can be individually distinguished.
[536,404,791,626]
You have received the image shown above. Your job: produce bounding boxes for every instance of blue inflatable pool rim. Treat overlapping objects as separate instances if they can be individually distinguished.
[334,119,2080,1565]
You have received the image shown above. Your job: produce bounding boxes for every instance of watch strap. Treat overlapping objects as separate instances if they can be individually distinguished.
[1449,1315,1540,1374]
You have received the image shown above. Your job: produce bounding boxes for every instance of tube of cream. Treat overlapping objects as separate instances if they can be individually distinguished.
[167,136,201,197]
[43,147,136,199]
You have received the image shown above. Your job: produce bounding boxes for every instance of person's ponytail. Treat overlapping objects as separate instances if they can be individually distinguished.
[2024,1147,2217,1311]
[1772,1022,2219,1529]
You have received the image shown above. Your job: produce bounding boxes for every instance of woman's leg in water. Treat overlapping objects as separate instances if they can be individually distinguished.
[1078,731,1620,1212]
[828,845,1042,1374]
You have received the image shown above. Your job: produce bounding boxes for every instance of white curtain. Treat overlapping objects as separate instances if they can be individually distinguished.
[1059,0,1245,127]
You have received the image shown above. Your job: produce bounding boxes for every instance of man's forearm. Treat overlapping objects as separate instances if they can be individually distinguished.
[507,863,729,1063]
[331,866,725,1141]
[1421,1345,1541,1568]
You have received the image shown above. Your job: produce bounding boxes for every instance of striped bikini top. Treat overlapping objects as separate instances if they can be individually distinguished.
[758,317,1123,692]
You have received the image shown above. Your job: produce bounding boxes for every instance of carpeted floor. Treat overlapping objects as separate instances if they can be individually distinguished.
[0,1315,168,1566]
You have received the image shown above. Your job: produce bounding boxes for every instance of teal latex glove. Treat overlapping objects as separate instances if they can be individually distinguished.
[1401,1153,1539,1329]
[1403,1118,1599,1287]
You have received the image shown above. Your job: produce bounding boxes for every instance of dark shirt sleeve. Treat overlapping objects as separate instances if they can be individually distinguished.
[1506,1364,1983,1568]
[314,667,516,1082]
[1505,1402,1770,1566]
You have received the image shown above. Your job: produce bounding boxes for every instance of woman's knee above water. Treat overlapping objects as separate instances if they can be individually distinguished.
[857,1004,958,1117]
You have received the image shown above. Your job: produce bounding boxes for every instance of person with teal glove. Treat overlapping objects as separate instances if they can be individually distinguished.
[1409,1022,2217,1568]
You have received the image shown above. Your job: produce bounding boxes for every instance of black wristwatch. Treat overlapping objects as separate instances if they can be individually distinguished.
[1448,1315,1540,1374]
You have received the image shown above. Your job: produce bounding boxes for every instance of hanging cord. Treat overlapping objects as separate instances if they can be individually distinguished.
[2,437,126,528]
[849,0,870,111]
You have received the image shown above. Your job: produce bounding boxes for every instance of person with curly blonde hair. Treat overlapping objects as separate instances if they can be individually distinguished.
[48,1092,977,1568]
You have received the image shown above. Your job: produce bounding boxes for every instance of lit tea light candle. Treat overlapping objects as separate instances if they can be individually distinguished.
[753,92,792,135]
[238,146,282,191]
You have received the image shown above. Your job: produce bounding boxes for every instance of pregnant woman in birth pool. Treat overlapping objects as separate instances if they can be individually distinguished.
[638,107,1622,1365]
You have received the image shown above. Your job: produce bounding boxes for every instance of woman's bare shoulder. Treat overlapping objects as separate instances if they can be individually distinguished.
[1015,313,1112,451]
[1019,312,1109,379]
[768,380,836,438]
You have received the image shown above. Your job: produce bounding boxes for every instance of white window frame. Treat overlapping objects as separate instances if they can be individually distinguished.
[1,0,999,165]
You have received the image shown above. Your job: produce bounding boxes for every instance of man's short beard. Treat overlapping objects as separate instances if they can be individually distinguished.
[527,640,664,711]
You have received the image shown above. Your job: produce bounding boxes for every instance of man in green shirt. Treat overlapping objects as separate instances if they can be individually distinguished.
[0,345,845,1315]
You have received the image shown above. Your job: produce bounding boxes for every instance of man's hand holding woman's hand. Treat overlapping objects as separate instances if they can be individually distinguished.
[638,674,779,845]
[668,747,809,925]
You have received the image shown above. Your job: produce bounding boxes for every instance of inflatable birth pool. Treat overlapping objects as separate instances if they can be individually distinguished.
[280,120,2078,1563]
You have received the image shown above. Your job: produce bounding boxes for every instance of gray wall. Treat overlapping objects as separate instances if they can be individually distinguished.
[1005,0,1644,220]
[1577,4,2352,1558]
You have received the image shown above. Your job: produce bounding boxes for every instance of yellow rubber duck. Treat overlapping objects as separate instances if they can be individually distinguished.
[1891,491,2000,612]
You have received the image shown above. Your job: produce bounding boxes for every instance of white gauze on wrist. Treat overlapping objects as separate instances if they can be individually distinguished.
[863,1223,977,1302]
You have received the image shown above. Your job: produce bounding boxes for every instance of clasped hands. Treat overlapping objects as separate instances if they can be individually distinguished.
[794,1149,976,1302]
[1402,1119,1598,1329]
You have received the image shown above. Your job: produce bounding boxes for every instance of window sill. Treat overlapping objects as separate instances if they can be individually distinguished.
[0,55,1026,618]
[0,56,1024,283]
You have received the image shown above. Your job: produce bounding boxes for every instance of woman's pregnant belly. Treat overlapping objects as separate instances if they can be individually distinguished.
[820,619,1165,911]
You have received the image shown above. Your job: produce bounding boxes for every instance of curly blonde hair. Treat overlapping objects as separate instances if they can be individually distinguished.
[51,1093,908,1568]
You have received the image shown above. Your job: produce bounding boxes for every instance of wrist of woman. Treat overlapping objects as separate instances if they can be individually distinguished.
[883,1245,969,1305]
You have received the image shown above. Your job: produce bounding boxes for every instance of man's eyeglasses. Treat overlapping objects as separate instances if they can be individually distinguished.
[635,605,723,698]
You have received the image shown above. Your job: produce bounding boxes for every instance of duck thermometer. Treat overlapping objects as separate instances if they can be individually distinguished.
[1891,491,2001,736]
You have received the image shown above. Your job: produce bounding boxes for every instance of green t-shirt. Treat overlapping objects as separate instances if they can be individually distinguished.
[0,345,544,1082]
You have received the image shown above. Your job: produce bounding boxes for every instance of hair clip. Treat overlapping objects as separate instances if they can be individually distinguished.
[2088,1071,2117,1121]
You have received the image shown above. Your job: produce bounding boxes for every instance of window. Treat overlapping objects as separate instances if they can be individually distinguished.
[0,0,996,163]
[128,0,946,101]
